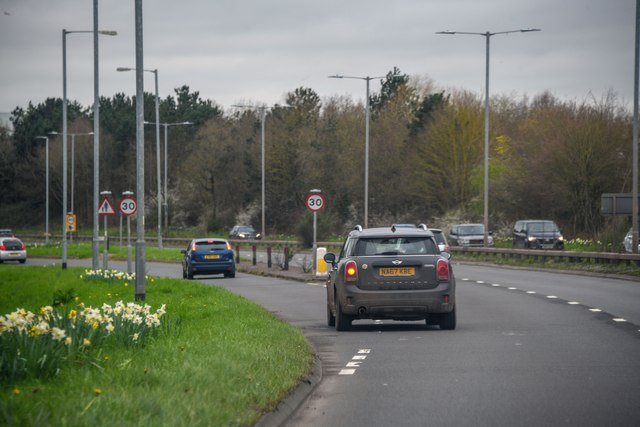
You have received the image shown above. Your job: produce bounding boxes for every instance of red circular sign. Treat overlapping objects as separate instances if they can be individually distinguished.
[306,193,325,212]
[119,197,138,216]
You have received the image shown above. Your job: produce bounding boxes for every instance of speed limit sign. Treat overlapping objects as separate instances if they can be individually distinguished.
[119,197,138,217]
[306,193,325,212]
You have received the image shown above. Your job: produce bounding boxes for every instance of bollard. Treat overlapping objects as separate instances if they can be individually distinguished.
[235,245,240,264]
[267,246,272,268]
[284,246,289,270]
[252,245,257,266]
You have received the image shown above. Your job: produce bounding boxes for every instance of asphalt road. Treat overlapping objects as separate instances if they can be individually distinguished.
[25,259,640,426]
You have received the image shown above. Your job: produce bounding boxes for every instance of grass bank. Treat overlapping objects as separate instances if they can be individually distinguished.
[0,265,314,426]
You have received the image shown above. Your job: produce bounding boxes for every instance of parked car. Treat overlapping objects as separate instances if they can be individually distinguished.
[0,237,27,263]
[229,225,260,240]
[429,228,450,253]
[323,224,456,331]
[512,220,564,250]
[623,228,640,253]
[448,223,494,247]
[182,238,236,279]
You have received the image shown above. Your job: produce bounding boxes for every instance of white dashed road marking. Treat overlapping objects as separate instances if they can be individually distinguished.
[339,349,371,375]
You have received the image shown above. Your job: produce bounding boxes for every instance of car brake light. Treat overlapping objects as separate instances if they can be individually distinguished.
[345,260,358,282]
[191,242,197,251]
[0,245,5,250]
[226,242,232,250]
[437,259,449,281]
[21,243,25,250]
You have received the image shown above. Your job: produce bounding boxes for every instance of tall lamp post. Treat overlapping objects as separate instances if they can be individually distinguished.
[436,28,540,246]
[328,74,383,228]
[232,104,268,239]
[35,136,50,244]
[63,27,117,269]
[117,66,162,249]
[144,120,192,235]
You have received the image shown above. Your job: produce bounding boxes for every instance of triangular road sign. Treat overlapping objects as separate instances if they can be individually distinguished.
[98,197,116,216]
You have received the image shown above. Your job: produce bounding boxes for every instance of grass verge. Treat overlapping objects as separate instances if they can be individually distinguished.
[0,265,314,426]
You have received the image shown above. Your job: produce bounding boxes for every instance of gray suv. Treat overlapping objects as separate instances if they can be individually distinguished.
[512,220,564,250]
[323,225,456,331]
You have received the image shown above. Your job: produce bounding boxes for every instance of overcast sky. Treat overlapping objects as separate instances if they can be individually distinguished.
[0,0,635,116]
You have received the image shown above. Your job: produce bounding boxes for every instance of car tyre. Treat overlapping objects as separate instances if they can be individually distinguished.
[225,271,236,278]
[327,303,336,327]
[187,269,194,280]
[335,300,352,331]
[19,259,26,264]
[437,306,456,330]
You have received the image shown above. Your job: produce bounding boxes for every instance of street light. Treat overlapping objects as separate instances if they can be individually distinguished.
[328,74,383,228]
[144,120,192,235]
[62,26,117,269]
[436,28,540,246]
[118,66,162,249]
[232,104,268,239]
[35,136,49,244]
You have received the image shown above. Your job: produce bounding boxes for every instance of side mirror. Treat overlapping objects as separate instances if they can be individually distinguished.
[180,249,187,254]
[324,253,336,265]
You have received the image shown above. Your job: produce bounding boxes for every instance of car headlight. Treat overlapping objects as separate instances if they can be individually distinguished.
[558,236,564,241]
[527,236,537,242]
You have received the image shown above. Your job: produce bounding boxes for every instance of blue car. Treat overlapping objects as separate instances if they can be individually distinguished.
[182,238,236,279]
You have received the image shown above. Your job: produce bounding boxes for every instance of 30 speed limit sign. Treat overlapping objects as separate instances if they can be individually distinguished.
[119,197,138,217]
[306,193,325,212]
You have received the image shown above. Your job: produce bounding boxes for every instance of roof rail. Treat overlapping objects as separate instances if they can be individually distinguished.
[418,223,428,230]
[353,225,363,232]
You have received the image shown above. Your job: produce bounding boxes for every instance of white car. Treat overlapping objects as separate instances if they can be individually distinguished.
[623,228,640,253]
[0,237,27,263]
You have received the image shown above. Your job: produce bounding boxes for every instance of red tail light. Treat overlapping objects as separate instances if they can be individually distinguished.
[0,245,5,250]
[21,243,25,250]
[226,242,232,250]
[344,260,358,282]
[437,259,449,281]
[191,242,197,251]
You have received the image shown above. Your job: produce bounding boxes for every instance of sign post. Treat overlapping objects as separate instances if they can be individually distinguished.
[98,191,115,269]
[119,192,137,274]
[306,190,325,275]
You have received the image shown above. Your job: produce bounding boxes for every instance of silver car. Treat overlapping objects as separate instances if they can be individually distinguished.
[0,237,27,263]
[449,223,494,247]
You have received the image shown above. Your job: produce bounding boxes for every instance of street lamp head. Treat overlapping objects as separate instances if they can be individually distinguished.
[99,30,118,36]
[117,67,133,72]
[521,28,541,33]
[328,74,344,79]
[436,30,456,34]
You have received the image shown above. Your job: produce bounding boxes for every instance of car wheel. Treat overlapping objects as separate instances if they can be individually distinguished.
[187,269,194,280]
[438,306,456,330]
[19,259,26,264]
[335,300,352,331]
[327,303,336,327]
[182,267,187,279]
[225,271,236,278]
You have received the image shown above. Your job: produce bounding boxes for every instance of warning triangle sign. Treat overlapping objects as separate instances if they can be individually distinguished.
[98,197,116,216]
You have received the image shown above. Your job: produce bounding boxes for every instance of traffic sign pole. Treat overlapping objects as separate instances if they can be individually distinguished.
[306,190,324,275]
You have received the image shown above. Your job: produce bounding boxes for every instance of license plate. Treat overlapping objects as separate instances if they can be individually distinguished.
[379,267,415,277]
[204,254,220,259]
[9,252,19,256]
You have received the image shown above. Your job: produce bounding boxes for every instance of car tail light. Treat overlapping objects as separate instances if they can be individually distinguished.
[345,260,358,282]
[437,259,449,281]
[226,242,232,250]
[191,242,197,251]
[0,244,5,250]
[20,243,25,250]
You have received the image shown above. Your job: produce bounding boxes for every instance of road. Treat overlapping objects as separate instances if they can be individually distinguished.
[26,259,640,426]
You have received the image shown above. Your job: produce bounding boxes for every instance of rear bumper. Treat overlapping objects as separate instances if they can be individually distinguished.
[338,281,455,319]
[189,261,235,275]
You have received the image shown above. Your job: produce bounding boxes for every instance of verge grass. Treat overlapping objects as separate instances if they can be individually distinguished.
[0,265,314,426]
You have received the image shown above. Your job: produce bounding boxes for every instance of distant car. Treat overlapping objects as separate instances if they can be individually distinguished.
[182,238,236,279]
[512,220,564,250]
[323,224,456,331]
[448,223,494,247]
[429,228,450,253]
[623,228,639,253]
[0,237,27,263]
[229,225,260,240]
[0,229,14,238]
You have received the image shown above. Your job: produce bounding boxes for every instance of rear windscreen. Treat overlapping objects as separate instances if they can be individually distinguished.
[354,237,437,256]
[195,242,228,251]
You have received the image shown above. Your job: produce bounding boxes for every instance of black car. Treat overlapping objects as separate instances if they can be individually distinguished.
[512,220,564,250]
[229,225,260,240]
[323,224,456,331]
[182,238,236,279]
